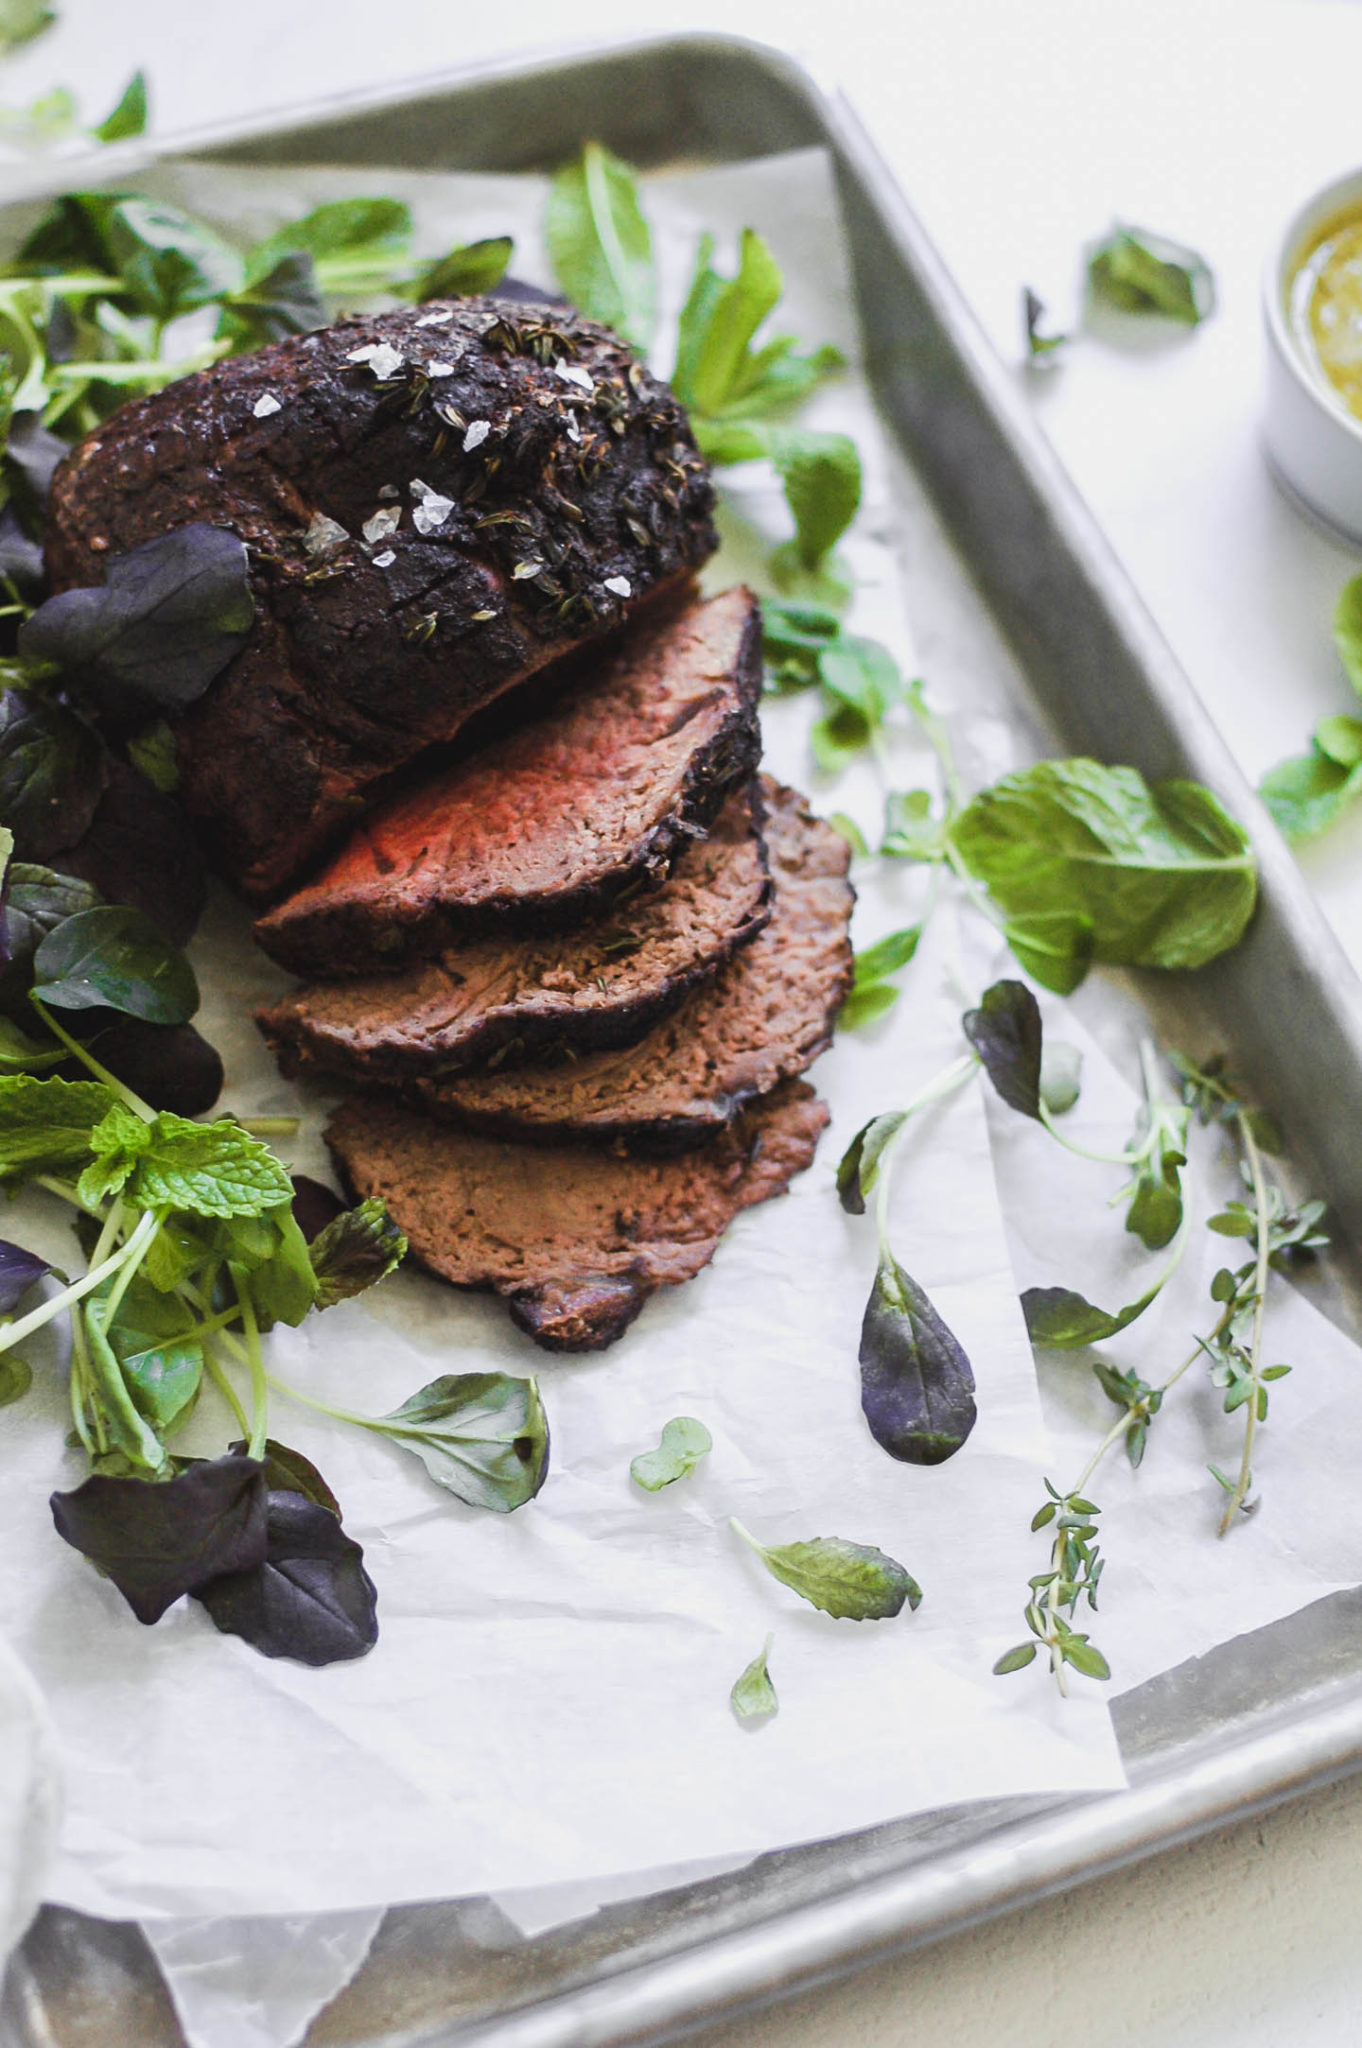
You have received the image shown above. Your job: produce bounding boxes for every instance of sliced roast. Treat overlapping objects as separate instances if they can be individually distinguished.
[325,1078,829,1351]
[416,779,853,1149]
[44,298,717,899]
[257,784,770,1085]
[254,585,762,976]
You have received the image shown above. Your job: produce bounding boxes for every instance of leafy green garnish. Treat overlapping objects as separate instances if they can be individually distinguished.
[948,760,1257,985]
[732,1519,921,1621]
[1022,1276,1166,1350]
[546,141,654,352]
[836,1110,908,1216]
[369,1371,549,1513]
[962,979,1042,1120]
[730,1634,778,1724]
[33,905,198,1022]
[860,1251,977,1465]
[1087,223,1215,326]
[411,235,513,304]
[130,1113,295,1219]
[244,198,411,298]
[0,1072,116,1177]
[93,70,148,146]
[309,1197,406,1307]
[841,926,920,1029]
[0,0,53,55]
[1022,286,1068,360]
[630,1415,712,1491]
[1261,710,1362,842]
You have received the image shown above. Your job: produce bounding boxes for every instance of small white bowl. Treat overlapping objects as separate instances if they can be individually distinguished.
[1263,166,1362,545]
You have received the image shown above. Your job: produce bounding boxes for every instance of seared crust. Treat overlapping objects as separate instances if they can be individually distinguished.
[256,784,771,1084]
[45,298,717,898]
[254,586,762,976]
[415,778,853,1150]
[325,1078,830,1351]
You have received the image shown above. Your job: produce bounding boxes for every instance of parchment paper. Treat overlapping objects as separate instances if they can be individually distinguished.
[0,145,1354,2048]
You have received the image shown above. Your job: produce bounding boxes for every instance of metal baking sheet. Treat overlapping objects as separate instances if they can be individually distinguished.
[8,31,1362,2048]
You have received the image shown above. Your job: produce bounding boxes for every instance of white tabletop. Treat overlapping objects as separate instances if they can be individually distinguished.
[12,2,1362,2042]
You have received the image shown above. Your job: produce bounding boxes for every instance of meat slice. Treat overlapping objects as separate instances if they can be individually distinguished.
[256,785,770,1084]
[254,585,762,977]
[325,1078,829,1351]
[416,780,853,1149]
[44,298,716,899]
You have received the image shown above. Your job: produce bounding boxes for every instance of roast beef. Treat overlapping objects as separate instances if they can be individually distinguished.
[256,784,770,1084]
[414,779,853,1148]
[44,298,717,898]
[254,585,762,976]
[325,1078,829,1351]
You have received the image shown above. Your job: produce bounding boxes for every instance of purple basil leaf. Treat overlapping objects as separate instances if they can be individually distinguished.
[0,1237,51,1314]
[19,523,254,719]
[194,1489,378,1666]
[290,1174,345,1244]
[54,758,206,944]
[50,1453,268,1624]
[87,1018,223,1116]
[962,978,1043,1120]
[0,688,105,861]
[229,1437,342,1519]
[859,1253,977,1465]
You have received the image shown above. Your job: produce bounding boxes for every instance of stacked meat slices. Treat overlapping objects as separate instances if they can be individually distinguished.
[257,584,854,1351]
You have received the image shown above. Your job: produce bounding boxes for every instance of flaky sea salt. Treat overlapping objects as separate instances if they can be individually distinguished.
[426,361,455,378]
[415,309,453,327]
[553,361,595,393]
[362,508,401,544]
[604,575,632,597]
[413,492,455,536]
[463,420,491,452]
[303,512,348,559]
[252,394,282,418]
[372,550,397,569]
[345,342,405,380]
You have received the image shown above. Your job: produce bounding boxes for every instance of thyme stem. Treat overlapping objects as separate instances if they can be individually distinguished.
[1218,1109,1272,1535]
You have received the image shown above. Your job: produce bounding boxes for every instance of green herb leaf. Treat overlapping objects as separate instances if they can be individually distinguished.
[1334,574,1362,696]
[1260,742,1362,843]
[374,1371,549,1513]
[770,428,861,571]
[842,926,920,1029]
[76,1099,150,1208]
[836,1110,906,1216]
[1022,286,1068,359]
[630,1415,712,1491]
[239,1203,319,1329]
[881,789,946,862]
[1039,1041,1083,1115]
[0,0,54,55]
[0,688,104,862]
[20,524,255,717]
[730,1634,778,1724]
[246,198,412,295]
[962,979,1042,1120]
[106,1278,203,1434]
[309,1197,406,1306]
[860,1251,977,1464]
[412,236,513,303]
[993,1641,1038,1674]
[130,1114,294,1218]
[125,718,180,794]
[673,228,841,429]
[1062,1637,1112,1680]
[93,70,148,145]
[107,196,243,321]
[733,1520,921,1621]
[948,760,1256,981]
[0,1073,117,1180]
[1,860,102,988]
[1022,1274,1166,1349]
[838,981,898,1029]
[217,252,326,350]
[33,905,198,1022]
[999,910,1095,996]
[546,142,654,352]
[0,1354,32,1406]
[1088,223,1215,326]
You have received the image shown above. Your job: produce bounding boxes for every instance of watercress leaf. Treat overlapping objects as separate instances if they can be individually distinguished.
[33,905,198,1022]
[54,760,206,946]
[860,1251,977,1464]
[1335,574,1362,697]
[0,1237,49,1314]
[217,251,326,350]
[962,979,1043,1120]
[545,141,654,351]
[0,1354,32,1405]
[836,1110,906,1215]
[828,812,868,858]
[882,789,945,862]
[1022,1276,1164,1349]
[1039,1041,1083,1115]
[377,1370,550,1513]
[1022,286,1068,359]
[853,927,921,988]
[309,1196,406,1307]
[993,1641,1039,1674]
[948,760,1257,973]
[49,1451,268,1624]
[1088,223,1215,326]
[20,524,255,718]
[0,1018,65,1071]
[735,1522,921,1621]
[0,689,105,862]
[93,69,148,144]
[839,981,899,1029]
[1125,1160,1183,1251]
[194,1488,378,1666]
[107,1278,203,1433]
[1259,745,1362,843]
[243,1201,318,1328]
[1315,714,1362,768]
[769,428,862,569]
[0,1,54,56]
[412,235,513,302]
[630,1415,712,1491]
[1001,910,1095,995]
[1,861,102,974]
[0,1073,117,1179]
[104,197,243,321]
[130,1113,293,1219]
[247,198,412,290]
[730,1634,778,1724]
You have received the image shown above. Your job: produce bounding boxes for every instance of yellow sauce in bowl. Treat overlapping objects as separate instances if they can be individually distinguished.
[1289,204,1362,421]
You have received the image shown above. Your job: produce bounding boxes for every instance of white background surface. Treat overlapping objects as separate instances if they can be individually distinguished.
[8,1,1362,2042]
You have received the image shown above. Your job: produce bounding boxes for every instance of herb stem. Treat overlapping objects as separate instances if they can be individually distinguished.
[33,1173,104,1216]
[67,1309,97,1456]
[202,1341,251,1441]
[906,679,964,814]
[231,1273,269,1462]
[1036,1101,1136,1166]
[237,1117,299,1138]
[0,1208,158,1357]
[1218,1110,1272,1536]
[29,999,154,1120]
[263,1370,375,1434]
[873,1053,980,1255]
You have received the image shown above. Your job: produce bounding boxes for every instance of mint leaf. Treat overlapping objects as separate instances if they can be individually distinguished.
[948,760,1256,980]
[310,1198,405,1307]
[77,1101,151,1209]
[246,198,412,294]
[1000,910,1095,995]
[630,1416,712,1491]
[770,428,861,570]
[546,142,654,351]
[411,236,513,304]
[730,1634,778,1724]
[131,1115,294,1218]
[733,1521,921,1621]
[1088,223,1215,326]
[0,1073,117,1180]
[373,1371,549,1513]
[673,228,840,425]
